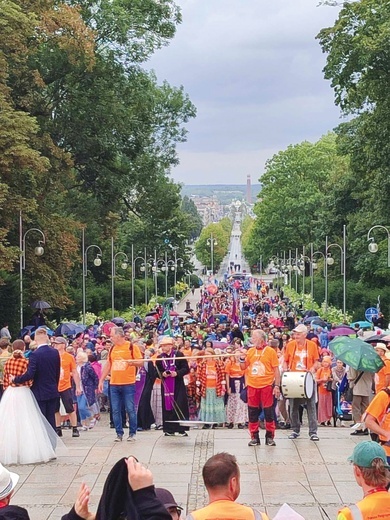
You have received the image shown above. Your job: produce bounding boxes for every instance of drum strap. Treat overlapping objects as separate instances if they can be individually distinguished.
[348,504,363,520]
[288,341,307,371]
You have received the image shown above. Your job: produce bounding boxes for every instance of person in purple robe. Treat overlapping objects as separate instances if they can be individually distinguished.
[156,336,189,437]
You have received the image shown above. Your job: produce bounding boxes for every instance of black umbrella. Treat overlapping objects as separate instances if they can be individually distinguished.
[303,310,318,318]
[31,300,51,309]
[364,333,389,344]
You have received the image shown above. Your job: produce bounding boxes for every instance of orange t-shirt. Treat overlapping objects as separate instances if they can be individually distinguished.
[243,347,279,389]
[189,500,269,520]
[109,342,142,385]
[375,359,390,393]
[364,389,390,458]
[205,363,217,389]
[59,352,76,392]
[225,360,245,378]
[284,340,319,372]
[316,366,331,395]
[337,492,390,520]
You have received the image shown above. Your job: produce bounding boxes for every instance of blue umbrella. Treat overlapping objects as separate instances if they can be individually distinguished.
[55,322,86,337]
[19,325,35,338]
[350,321,372,330]
[112,317,125,325]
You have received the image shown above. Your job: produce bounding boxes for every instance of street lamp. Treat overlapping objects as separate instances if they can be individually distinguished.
[173,248,184,300]
[19,212,46,330]
[82,228,102,325]
[324,235,345,314]
[131,245,151,318]
[111,237,128,319]
[367,225,390,267]
[206,234,218,275]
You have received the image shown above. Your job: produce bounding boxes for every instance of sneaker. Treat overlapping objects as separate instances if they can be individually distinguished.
[288,432,300,439]
[114,435,123,442]
[351,430,365,436]
[248,437,260,446]
[227,423,234,429]
[164,432,175,436]
[127,435,136,442]
[56,428,63,437]
[237,424,245,429]
[265,437,276,446]
[176,432,188,437]
[72,428,80,438]
[280,423,291,430]
[310,434,320,441]
[81,426,89,431]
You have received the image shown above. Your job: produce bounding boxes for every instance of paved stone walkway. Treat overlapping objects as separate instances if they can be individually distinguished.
[11,412,363,519]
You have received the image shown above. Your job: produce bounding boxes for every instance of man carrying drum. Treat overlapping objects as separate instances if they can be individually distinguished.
[239,329,280,446]
[283,324,321,442]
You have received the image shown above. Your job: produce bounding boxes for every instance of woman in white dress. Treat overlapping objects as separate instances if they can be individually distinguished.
[0,340,64,465]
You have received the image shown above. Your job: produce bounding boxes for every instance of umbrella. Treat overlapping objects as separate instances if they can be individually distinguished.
[19,325,35,338]
[350,321,372,330]
[170,311,179,316]
[328,326,356,339]
[364,333,389,344]
[55,322,86,337]
[144,316,157,323]
[123,321,136,329]
[31,300,51,309]
[304,317,328,328]
[184,319,196,324]
[329,336,385,372]
[112,317,125,325]
[30,326,54,337]
[102,321,116,335]
[303,310,318,318]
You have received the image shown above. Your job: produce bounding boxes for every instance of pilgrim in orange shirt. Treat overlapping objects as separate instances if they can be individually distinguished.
[109,342,142,385]
[243,347,279,389]
[284,340,319,372]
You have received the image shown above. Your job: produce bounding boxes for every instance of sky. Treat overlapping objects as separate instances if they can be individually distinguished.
[147,0,342,186]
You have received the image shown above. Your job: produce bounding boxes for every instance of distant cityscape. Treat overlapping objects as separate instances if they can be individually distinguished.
[181,175,261,225]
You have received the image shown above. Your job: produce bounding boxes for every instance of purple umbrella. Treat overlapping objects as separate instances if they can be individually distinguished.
[124,321,136,329]
[144,316,157,323]
[328,326,356,339]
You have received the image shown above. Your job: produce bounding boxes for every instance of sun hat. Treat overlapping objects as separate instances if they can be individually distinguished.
[348,441,390,468]
[159,336,174,346]
[293,324,308,334]
[0,464,19,500]
[53,337,68,346]
[374,343,387,353]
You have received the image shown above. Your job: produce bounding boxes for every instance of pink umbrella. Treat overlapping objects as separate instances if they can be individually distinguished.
[328,326,356,339]
[102,321,115,335]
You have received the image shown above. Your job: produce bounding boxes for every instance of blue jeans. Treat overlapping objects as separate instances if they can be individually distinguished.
[77,394,91,421]
[110,384,137,436]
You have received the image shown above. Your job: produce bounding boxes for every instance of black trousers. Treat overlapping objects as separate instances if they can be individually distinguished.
[37,397,58,431]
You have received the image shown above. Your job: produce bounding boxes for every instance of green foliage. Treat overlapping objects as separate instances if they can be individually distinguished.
[195,219,232,272]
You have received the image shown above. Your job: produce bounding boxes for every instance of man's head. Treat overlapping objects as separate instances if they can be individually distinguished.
[202,453,240,500]
[34,328,49,345]
[0,464,19,505]
[0,338,9,351]
[11,339,25,352]
[292,324,308,343]
[155,488,182,519]
[110,327,126,345]
[348,441,390,489]
[159,336,175,354]
[53,336,68,351]
[251,329,267,350]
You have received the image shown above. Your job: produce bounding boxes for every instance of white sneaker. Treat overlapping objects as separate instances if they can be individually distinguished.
[127,435,136,442]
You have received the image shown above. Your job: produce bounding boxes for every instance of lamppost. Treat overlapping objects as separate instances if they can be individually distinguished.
[325,235,345,314]
[173,249,184,300]
[19,212,46,330]
[131,245,150,318]
[367,225,390,266]
[82,228,102,325]
[207,234,218,274]
[111,237,128,319]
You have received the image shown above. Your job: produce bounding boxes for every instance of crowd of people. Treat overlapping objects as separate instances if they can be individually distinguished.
[1,277,390,518]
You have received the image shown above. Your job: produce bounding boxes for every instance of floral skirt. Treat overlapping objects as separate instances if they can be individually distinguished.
[226,380,248,424]
[199,388,226,423]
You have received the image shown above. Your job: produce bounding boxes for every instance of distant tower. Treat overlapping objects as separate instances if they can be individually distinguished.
[246,175,252,204]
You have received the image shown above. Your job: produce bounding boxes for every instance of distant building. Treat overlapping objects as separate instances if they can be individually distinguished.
[190,195,223,225]
[246,175,252,204]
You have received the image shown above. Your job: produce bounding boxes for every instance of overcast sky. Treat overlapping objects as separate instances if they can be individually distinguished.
[147,0,342,186]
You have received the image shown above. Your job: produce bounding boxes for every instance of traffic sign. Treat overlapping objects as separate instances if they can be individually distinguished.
[365,307,379,323]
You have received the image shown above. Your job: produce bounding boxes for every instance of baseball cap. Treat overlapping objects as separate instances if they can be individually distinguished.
[293,324,308,334]
[348,441,390,468]
[53,337,68,346]
[0,464,19,500]
[155,488,182,511]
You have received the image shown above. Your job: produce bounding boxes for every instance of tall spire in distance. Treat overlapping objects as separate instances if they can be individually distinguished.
[246,175,251,204]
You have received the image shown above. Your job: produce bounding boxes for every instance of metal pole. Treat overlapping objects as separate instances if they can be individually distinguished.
[302,245,305,295]
[111,237,115,319]
[165,250,168,298]
[310,242,314,301]
[82,227,86,325]
[260,255,262,275]
[144,247,147,305]
[325,235,328,313]
[211,234,214,275]
[131,244,134,319]
[174,249,177,300]
[154,249,157,297]
[288,250,292,287]
[295,247,298,292]
[343,224,346,316]
[19,211,23,330]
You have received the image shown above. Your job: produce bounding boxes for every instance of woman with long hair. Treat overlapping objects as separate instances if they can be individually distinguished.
[197,348,226,429]
[76,351,99,431]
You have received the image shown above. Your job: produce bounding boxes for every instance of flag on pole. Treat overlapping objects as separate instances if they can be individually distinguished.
[157,304,172,336]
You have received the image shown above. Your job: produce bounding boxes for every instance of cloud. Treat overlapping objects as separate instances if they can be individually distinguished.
[147,0,342,184]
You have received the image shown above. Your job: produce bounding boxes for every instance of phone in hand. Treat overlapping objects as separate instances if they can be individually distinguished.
[165,370,171,375]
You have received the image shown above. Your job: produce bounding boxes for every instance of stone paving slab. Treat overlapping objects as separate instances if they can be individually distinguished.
[9,414,368,519]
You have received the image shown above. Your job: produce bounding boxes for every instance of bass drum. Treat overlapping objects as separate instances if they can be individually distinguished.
[281,371,314,399]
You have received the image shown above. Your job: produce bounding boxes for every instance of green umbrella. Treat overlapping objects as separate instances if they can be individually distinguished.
[329,336,385,373]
